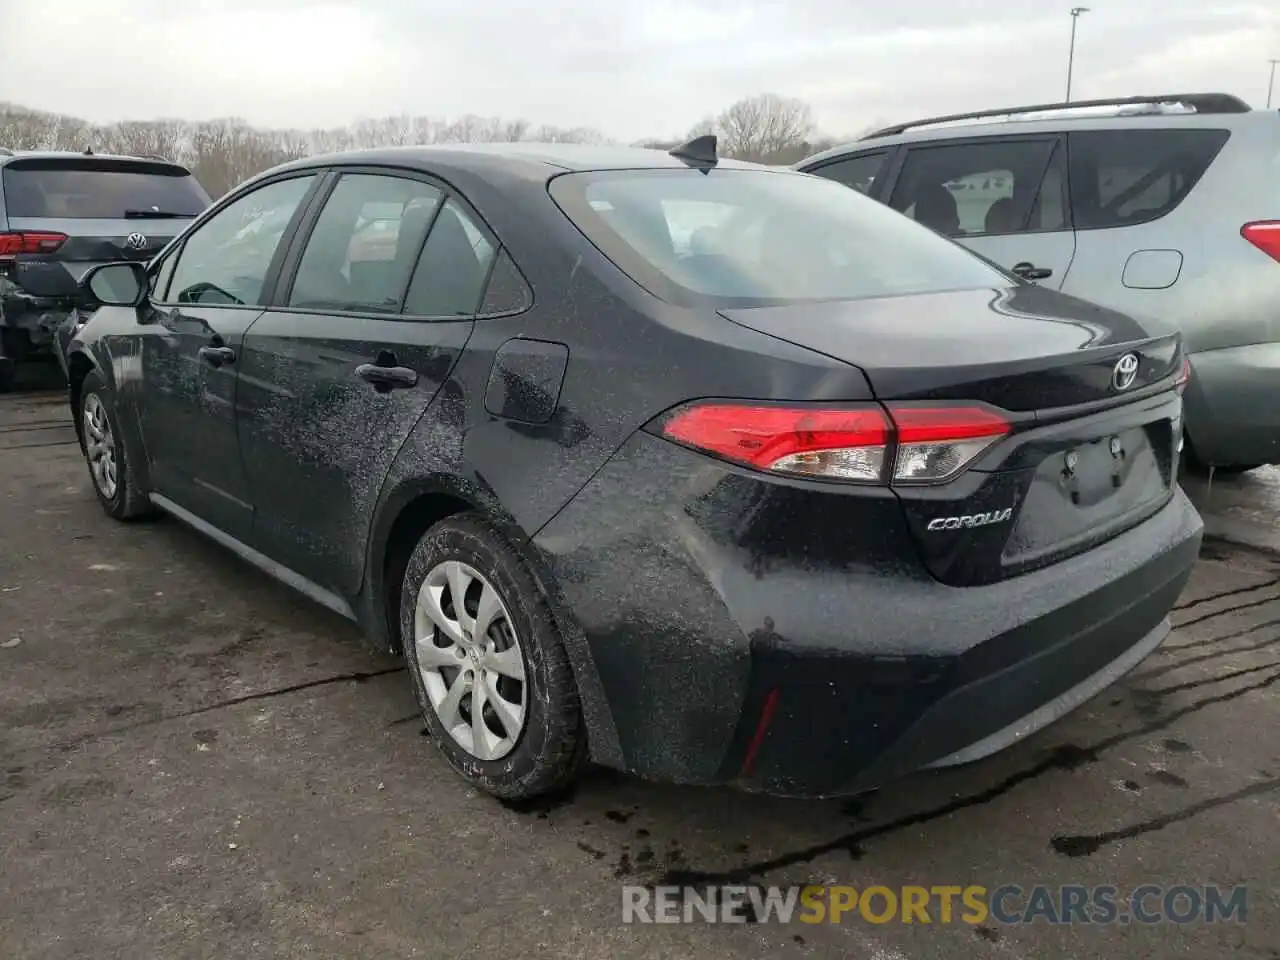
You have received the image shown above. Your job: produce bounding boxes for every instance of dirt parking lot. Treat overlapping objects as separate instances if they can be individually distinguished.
[2,374,1278,960]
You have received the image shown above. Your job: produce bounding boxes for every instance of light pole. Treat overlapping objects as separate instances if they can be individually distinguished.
[1066,7,1090,102]
[1268,59,1278,110]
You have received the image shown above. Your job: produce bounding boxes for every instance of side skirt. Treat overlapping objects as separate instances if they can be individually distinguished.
[149,492,358,622]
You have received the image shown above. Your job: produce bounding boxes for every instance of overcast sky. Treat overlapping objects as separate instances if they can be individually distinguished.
[2,0,1277,141]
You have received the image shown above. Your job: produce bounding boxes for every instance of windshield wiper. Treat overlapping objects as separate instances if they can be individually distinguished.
[123,209,192,219]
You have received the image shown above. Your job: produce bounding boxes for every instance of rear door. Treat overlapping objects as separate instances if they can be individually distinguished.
[236,169,488,594]
[0,156,210,281]
[885,136,1078,289]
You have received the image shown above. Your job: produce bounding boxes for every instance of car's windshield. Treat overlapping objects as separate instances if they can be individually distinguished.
[549,167,1011,306]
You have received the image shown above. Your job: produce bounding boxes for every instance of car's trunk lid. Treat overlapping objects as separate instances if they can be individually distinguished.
[720,284,1184,585]
[6,216,187,278]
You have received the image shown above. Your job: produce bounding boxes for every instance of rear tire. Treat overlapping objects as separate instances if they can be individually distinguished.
[1207,464,1264,475]
[401,512,586,800]
[78,370,153,520]
[0,357,14,394]
[1181,432,1261,476]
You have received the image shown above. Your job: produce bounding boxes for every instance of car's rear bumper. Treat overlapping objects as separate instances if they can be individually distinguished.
[1184,342,1280,466]
[533,431,1203,798]
[0,290,71,353]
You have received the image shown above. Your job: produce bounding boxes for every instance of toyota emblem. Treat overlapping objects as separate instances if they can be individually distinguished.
[125,232,148,250]
[1112,353,1139,392]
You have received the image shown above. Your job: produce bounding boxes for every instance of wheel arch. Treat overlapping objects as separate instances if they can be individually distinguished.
[67,350,96,443]
[364,473,623,769]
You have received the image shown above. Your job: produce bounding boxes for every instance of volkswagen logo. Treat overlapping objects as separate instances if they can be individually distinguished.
[1112,353,1140,392]
[125,232,148,250]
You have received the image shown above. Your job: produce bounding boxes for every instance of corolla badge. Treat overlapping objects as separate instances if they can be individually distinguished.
[926,508,1013,532]
[125,232,148,250]
[1112,353,1140,392]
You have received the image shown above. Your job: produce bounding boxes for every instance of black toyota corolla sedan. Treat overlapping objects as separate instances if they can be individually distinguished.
[55,138,1202,800]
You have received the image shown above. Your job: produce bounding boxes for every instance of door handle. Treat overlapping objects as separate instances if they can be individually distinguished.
[1011,261,1053,281]
[197,345,236,367]
[355,361,418,389]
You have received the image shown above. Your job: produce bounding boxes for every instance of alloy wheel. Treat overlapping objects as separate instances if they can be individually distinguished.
[414,560,528,760]
[82,394,118,500]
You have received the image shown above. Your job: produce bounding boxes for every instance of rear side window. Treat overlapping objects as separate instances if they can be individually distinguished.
[403,199,497,317]
[479,249,532,315]
[1067,129,1230,229]
[1,159,210,219]
[807,151,890,195]
[550,168,1009,307]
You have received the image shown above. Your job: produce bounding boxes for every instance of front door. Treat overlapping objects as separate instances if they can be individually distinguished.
[137,173,321,540]
[887,136,1078,290]
[236,170,495,595]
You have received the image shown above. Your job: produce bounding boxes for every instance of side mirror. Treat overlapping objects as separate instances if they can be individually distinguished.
[82,261,149,308]
[11,261,79,300]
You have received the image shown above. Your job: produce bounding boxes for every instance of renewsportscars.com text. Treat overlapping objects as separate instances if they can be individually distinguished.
[622,884,1248,926]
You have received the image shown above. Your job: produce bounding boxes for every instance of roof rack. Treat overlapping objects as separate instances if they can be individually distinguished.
[139,154,170,162]
[860,92,1252,140]
[0,147,13,157]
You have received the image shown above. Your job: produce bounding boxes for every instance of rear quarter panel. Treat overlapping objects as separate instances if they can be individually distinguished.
[369,162,875,547]
[1059,117,1280,354]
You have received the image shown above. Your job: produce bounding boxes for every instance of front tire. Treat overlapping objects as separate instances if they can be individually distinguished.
[401,512,586,800]
[79,370,152,520]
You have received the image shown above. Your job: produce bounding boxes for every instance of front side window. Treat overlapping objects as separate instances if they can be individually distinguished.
[289,174,443,314]
[149,249,178,301]
[163,175,317,307]
[549,168,1010,306]
[889,139,1063,237]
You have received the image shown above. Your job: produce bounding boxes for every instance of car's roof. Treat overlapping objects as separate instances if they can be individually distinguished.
[799,103,1277,168]
[269,142,779,181]
[0,149,190,169]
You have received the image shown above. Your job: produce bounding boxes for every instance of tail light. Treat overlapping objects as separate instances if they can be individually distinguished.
[655,401,1010,485]
[0,231,68,259]
[1241,221,1280,262]
[1174,355,1191,395]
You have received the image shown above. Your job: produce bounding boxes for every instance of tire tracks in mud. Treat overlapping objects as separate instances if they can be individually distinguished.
[1,667,407,760]
[1172,592,1280,631]
[1163,616,1280,654]
[1171,576,1280,614]
[1049,776,1280,857]
[1135,632,1280,683]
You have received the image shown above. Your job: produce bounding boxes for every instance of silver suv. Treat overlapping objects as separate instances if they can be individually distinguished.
[796,93,1280,473]
[0,149,210,390]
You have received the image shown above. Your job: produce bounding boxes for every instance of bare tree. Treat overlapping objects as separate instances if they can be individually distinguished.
[715,94,814,163]
[686,118,717,139]
[0,95,832,197]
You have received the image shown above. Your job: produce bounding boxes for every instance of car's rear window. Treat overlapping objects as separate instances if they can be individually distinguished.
[548,168,1010,306]
[1,159,210,219]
